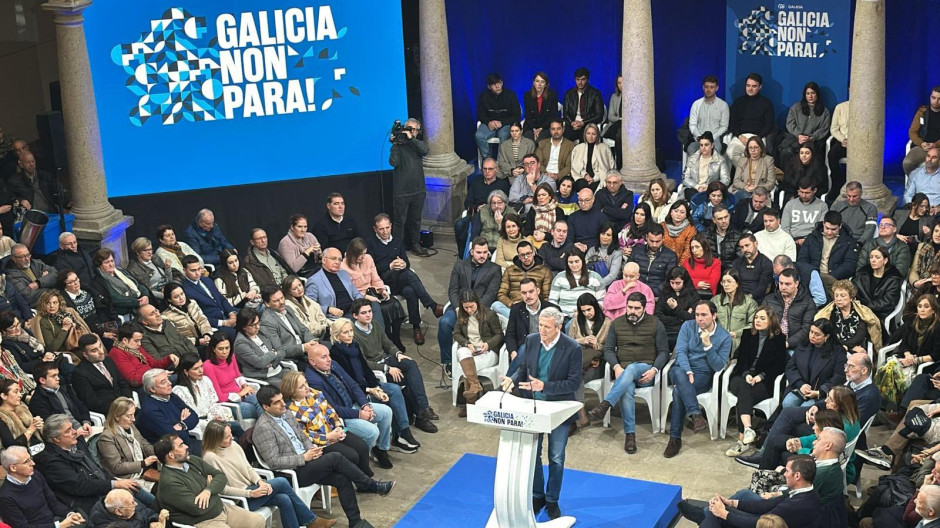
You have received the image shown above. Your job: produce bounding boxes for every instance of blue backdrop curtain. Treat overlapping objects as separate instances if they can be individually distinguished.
[441,0,940,181]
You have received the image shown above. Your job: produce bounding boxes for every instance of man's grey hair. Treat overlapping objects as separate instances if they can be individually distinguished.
[820,426,846,453]
[773,255,794,269]
[58,232,76,244]
[539,307,564,328]
[0,446,27,470]
[482,157,497,167]
[921,485,940,516]
[105,489,135,511]
[43,414,72,442]
[405,118,420,128]
[752,186,768,198]
[196,208,213,222]
[488,189,509,206]
[142,368,169,394]
[845,181,862,192]
[11,243,27,255]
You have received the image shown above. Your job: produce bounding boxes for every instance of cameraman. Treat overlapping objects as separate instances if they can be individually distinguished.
[389,118,430,256]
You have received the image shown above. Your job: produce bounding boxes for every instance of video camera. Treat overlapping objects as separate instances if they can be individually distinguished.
[390,120,418,144]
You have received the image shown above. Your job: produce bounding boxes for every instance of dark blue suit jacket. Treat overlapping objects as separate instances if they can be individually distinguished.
[305,363,369,420]
[182,277,235,327]
[511,332,582,423]
[784,344,846,398]
[704,489,821,528]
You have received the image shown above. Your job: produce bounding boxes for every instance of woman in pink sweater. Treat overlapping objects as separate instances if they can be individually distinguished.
[202,333,259,420]
[340,238,406,348]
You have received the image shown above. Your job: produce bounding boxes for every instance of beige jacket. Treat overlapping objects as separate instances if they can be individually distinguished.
[815,300,883,352]
[830,101,850,143]
[162,302,214,343]
[570,142,615,182]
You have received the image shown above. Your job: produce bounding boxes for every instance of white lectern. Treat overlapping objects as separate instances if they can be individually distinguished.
[467,391,583,528]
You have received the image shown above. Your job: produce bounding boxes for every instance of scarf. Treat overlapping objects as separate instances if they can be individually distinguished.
[101,269,140,299]
[533,200,558,234]
[160,242,187,261]
[7,331,43,354]
[116,341,148,364]
[0,404,34,440]
[333,341,365,384]
[665,219,690,238]
[0,350,35,393]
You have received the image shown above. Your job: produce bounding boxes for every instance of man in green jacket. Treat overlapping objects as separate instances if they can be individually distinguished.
[154,434,264,528]
[138,304,199,359]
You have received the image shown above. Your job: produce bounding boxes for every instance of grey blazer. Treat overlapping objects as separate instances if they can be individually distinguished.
[233,332,285,380]
[259,308,313,360]
[252,411,311,471]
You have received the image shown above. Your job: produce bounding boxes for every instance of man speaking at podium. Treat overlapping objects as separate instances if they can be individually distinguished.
[499,307,581,521]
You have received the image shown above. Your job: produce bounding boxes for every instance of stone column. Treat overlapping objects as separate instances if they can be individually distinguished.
[846,0,895,212]
[418,0,473,237]
[42,0,133,262]
[619,0,664,194]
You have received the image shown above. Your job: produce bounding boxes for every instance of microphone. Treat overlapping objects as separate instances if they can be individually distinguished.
[499,388,508,410]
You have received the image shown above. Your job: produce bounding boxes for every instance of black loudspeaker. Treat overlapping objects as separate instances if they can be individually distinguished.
[36,111,68,172]
[49,81,61,112]
[420,230,433,248]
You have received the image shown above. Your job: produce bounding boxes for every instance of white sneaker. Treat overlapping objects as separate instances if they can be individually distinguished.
[742,427,757,444]
[725,441,748,457]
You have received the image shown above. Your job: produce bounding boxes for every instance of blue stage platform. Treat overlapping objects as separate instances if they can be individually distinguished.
[395,453,681,528]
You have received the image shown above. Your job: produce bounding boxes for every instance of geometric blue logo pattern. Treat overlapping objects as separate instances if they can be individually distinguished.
[736,6,777,56]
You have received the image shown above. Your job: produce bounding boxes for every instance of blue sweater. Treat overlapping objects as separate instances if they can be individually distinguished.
[304,363,369,420]
[138,393,199,444]
[0,469,70,528]
[675,319,731,374]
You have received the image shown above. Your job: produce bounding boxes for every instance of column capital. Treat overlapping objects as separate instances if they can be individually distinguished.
[42,0,92,25]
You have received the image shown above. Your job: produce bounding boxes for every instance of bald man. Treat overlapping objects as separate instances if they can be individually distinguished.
[10,151,67,214]
[304,248,384,327]
[566,188,606,251]
[89,488,167,527]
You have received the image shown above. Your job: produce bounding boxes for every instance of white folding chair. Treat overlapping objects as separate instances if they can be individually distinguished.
[634,367,663,433]
[451,343,509,406]
[875,342,900,372]
[89,411,105,427]
[843,415,876,498]
[476,121,504,168]
[659,359,726,440]
[719,365,785,439]
[219,494,275,528]
[252,445,331,514]
[884,282,907,336]
[583,363,611,427]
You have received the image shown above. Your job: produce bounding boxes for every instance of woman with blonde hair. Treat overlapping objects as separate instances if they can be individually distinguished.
[97,396,157,492]
[280,371,372,477]
[32,289,91,354]
[756,515,787,528]
[570,123,614,191]
[814,279,882,354]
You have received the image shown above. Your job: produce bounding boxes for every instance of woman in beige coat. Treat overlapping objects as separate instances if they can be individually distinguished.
[97,397,157,490]
[162,282,215,346]
[570,124,615,191]
[732,136,777,199]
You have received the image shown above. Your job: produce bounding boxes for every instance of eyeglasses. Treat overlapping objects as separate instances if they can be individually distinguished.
[878,223,895,228]
[517,252,534,258]
[523,161,537,166]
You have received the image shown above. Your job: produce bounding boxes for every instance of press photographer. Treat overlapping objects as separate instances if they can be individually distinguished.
[388,118,430,256]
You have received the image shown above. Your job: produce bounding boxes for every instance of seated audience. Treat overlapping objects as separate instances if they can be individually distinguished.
[853,246,904,325]
[306,247,380,323]
[681,132,731,200]
[154,433,265,528]
[0,267,32,324]
[731,187,770,234]
[252,386,392,528]
[604,262,654,319]
[549,250,604,318]
[93,247,150,318]
[5,243,57,306]
[642,178,677,224]
[233,308,284,385]
[0,310,44,376]
[910,220,940,288]
[201,420,334,528]
[311,192,366,254]
[304,344,394,466]
[661,201,697,265]
[0,378,42,450]
[859,215,912,277]
[727,73,776,161]
[243,228,291,292]
[655,267,699,346]
[895,193,933,250]
[366,213,443,344]
[259,286,319,364]
[173,355,236,437]
[779,82,831,169]
[181,255,237,339]
[57,268,117,342]
[537,220,574,273]
[504,278,559,377]
[127,236,181,306]
[731,136,776,200]
[452,290,505,415]
[780,144,825,202]
[705,205,743,271]
[627,224,677,297]
[905,149,940,206]
[203,333,259,422]
[523,182,565,243]
[569,293,611,383]
[32,289,91,355]
[814,279,882,356]
[585,223,623,289]
[280,371,372,477]
[154,224,203,274]
[72,333,133,415]
[28,362,91,428]
[766,269,816,350]
[89,489,165,528]
[594,171,634,229]
[570,124,614,190]
[880,294,940,408]
[567,188,606,251]
[684,234,722,297]
[37,413,151,514]
[686,75,729,156]
[497,123,536,180]
[691,181,736,233]
[0,445,86,528]
[555,175,579,215]
[438,237,501,374]
[618,203,650,259]
[494,213,524,268]
[350,299,437,432]
[50,232,96,286]
[797,210,859,293]
[522,71,558,144]
[782,319,846,410]
[508,153,555,212]
[731,234,774,302]
[184,209,234,268]
[278,213,322,277]
[475,190,519,249]
[562,67,604,143]
[664,301,732,458]
[162,282,215,347]
[588,292,668,454]
[109,322,179,387]
[474,73,520,157]
[781,177,829,243]
[831,182,879,243]
[138,302,200,359]
[282,275,330,340]
[341,238,403,347]
[0,225,12,260]
[714,269,757,354]
[536,120,575,182]
[724,307,787,456]
[139,368,201,456]
[97,397,158,493]
[213,248,261,310]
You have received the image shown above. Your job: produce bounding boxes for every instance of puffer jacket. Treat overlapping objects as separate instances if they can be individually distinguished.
[797,223,859,280]
[496,253,553,307]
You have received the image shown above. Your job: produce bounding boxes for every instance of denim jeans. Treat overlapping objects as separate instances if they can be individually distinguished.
[376,382,410,433]
[781,391,819,409]
[506,343,526,377]
[238,392,260,420]
[135,487,156,509]
[246,477,317,528]
[475,123,512,158]
[605,362,655,434]
[346,402,393,450]
[490,301,511,319]
[438,308,457,364]
[668,366,713,438]
[533,420,571,503]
